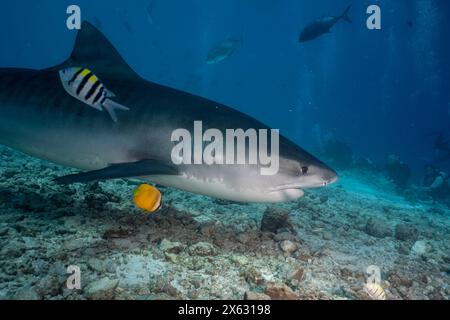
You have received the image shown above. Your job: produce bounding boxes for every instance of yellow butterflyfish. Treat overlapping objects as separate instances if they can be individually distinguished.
[133,184,162,213]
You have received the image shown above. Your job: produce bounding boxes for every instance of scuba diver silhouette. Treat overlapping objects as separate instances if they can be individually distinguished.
[423,163,450,201]
[428,132,450,162]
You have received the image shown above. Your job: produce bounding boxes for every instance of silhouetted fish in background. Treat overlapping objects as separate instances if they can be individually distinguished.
[299,5,352,43]
[146,0,155,25]
[430,132,450,163]
[206,38,241,65]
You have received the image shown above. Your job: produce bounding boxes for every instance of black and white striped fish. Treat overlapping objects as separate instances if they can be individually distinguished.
[59,67,129,122]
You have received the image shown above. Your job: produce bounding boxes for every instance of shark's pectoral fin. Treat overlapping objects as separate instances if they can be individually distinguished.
[54,159,179,185]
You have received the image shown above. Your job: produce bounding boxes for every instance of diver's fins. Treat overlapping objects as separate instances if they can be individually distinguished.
[54,159,179,184]
[102,99,130,122]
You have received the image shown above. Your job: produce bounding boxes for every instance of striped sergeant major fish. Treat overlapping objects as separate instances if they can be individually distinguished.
[59,67,129,122]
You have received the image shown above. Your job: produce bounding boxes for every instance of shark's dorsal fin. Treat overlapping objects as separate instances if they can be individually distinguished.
[52,21,141,81]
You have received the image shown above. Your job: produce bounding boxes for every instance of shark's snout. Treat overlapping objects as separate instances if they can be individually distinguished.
[309,163,338,188]
[322,168,339,185]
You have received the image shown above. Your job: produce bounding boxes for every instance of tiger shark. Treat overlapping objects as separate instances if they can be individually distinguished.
[0,22,337,203]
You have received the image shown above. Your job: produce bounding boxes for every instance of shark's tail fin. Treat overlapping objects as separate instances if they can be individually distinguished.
[341,5,352,24]
[103,99,130,122]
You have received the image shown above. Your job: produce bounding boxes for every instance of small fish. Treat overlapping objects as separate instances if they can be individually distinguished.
[299,5,352,43]
[206,39,241,65]
[133,184,162,213]
[363,283,386,300]
[59,67,130,122]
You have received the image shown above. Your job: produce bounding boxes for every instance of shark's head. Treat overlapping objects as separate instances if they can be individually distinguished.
[263,140,338,201]
[276,157,338,189]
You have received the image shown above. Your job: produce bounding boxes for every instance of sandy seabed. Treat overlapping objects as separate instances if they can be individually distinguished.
[0,145,449,300]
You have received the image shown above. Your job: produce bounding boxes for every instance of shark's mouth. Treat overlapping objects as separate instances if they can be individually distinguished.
[269,184,304,192]
[269,177,337,192]
[270,181,331,192]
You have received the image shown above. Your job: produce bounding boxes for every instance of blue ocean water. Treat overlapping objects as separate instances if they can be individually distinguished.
[0,0,449,300]
[1,0,449,179]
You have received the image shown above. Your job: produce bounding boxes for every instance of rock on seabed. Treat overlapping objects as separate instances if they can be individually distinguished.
[85,278,119,300]
[365,217,392,238]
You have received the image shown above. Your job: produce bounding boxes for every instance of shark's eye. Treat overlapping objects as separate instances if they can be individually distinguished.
[301,166,309,175]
